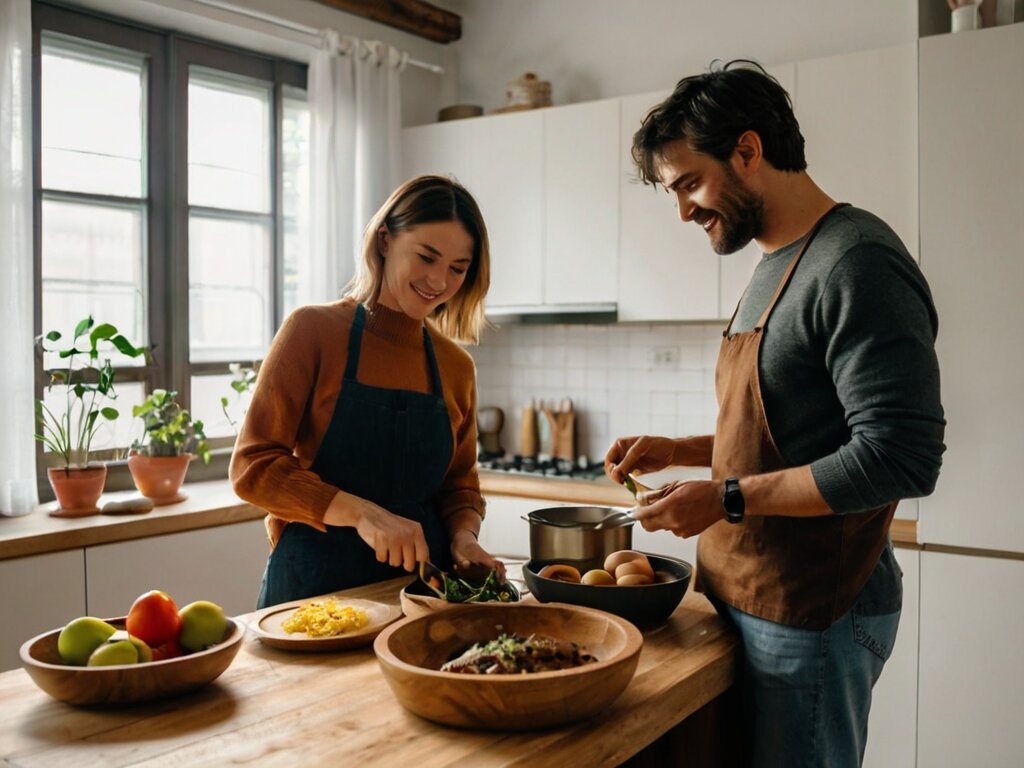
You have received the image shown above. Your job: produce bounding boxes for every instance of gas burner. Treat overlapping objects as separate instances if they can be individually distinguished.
[479,455,606,481]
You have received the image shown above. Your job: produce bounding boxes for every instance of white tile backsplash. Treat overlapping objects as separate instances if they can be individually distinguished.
[471,321,722,461]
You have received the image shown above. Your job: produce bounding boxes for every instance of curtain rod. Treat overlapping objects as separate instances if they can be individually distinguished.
[189,0,445,74]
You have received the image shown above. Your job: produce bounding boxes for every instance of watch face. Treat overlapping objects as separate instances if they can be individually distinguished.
[723,478,744,523]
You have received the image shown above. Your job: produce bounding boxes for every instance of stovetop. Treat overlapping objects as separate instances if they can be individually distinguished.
[477,454,606,481]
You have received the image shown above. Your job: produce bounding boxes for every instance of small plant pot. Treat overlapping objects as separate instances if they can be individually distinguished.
[127,454,193,505]
[47,466,107,518]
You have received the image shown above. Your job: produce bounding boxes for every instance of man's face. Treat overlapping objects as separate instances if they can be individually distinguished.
[655,138,764,255]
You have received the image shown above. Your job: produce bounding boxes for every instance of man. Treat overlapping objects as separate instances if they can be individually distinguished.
[604,60,945,768]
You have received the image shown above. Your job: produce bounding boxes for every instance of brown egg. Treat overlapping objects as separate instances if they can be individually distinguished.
[538,563,582,583]
[603,549,645,573]
[616,573,654,586]
[615,560,653,580]
[581,569,616,586]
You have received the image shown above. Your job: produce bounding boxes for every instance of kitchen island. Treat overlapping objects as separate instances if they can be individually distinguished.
[0,576,739,767]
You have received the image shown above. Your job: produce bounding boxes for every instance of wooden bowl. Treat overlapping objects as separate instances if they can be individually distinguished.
[20,617,243,706]
[373,602,642,730]
[524,553,692,628]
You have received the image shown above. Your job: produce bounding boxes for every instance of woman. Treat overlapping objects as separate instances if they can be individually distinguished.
[231,175,503,609]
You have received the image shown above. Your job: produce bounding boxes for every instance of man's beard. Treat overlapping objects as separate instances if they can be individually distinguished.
[701,164,764,255]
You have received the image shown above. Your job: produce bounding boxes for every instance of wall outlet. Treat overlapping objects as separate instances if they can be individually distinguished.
[649,345,680,369]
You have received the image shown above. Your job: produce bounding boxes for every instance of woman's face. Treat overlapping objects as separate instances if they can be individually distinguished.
[376,220,474,321]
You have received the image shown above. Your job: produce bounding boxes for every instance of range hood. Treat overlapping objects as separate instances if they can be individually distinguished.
[484,302,618,324]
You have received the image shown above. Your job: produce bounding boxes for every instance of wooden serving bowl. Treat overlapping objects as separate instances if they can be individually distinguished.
[373,602,642,730]
[20,617,243,706]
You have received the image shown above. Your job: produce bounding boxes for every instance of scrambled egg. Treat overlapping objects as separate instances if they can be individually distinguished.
[281,600,370,637]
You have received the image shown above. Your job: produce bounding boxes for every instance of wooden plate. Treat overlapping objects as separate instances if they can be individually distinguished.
[250,595,402,652]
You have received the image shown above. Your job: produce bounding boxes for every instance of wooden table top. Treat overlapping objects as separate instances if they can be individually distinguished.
[0,577,738,767]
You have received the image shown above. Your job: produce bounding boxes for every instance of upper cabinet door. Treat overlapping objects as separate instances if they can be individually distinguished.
[617,91,719,321]
[402,112,544,308]
[795,44,918,261]
[918,23,1024,552]
[544,99,620,305]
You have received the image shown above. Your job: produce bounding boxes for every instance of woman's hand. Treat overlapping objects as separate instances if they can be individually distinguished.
[604,435,677,484]
[450,529,506,581]
[326,492,430,572]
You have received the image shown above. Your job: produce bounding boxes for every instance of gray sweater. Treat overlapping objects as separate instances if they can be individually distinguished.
[730,206,945,515]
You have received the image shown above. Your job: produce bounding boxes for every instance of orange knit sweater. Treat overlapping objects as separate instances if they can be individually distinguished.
[229,298,484,547]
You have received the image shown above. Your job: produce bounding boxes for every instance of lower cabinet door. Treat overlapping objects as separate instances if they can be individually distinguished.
[85,520,269,618]
[0,549,86,672]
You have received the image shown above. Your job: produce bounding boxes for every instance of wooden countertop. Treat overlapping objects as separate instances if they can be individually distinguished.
[0,577,739,767]
[0,473,918,561]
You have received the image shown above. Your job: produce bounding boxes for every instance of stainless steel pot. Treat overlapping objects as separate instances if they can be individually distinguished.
[522,506,634,572]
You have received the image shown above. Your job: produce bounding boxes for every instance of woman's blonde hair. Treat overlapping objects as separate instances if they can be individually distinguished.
[347,174,491,344]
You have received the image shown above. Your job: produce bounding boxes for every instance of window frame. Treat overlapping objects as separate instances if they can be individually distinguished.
[32,1,306,498]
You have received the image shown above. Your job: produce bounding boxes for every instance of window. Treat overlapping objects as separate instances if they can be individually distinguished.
[33,3,309,493]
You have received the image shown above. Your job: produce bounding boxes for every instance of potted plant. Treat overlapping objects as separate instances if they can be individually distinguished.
[128,389,210,505]
[35,317,147,517]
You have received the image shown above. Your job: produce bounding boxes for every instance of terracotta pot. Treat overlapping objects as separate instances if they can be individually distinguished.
[127,454,193,505]
[47,466,107,518]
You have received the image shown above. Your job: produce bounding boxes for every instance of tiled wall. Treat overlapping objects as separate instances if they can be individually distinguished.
[470,321,724,462]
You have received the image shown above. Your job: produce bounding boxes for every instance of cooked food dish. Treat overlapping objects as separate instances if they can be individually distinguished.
[440,632,597,674]
[424,567,520,604]
[281,600,370,637]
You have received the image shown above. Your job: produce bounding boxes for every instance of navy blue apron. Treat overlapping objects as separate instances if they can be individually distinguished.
[257,304,454,608]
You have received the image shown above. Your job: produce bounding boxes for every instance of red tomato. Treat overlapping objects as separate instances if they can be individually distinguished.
[151,638,185,661]
[126,590,183,647]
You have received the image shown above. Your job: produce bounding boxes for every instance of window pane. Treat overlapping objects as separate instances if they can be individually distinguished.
[41,38,145,198]
[188,69,270,212]
[282,90,311,316]
[189,215,271,362]
[41,199,147,370]
[190,373,254,439]
[41,381,145,459]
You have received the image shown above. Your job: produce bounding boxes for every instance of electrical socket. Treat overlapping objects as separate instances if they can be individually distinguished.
[649,345,680,369]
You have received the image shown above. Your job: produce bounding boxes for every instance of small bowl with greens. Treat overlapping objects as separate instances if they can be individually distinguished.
[400,565,519,619]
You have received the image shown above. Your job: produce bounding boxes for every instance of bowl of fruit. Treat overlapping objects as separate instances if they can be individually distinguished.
[523,550,692,628]
[20,589,243,706]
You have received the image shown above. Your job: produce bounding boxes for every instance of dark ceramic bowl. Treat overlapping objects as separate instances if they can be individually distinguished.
[523,553,692,628]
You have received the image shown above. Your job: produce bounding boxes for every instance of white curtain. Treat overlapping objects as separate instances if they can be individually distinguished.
[0,0,38,516]
[302,31,406,306]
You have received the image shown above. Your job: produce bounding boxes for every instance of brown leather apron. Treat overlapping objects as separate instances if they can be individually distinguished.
[698,205,896,630]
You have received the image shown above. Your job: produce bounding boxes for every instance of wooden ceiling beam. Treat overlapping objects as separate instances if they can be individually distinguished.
[309,0,461,44]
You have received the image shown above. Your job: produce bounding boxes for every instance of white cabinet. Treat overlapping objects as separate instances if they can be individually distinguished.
[85,520,269,618]
[795,43,919,261]
[918,23,1024,552]
[863,546,919,768]
[403,112,544,309]
[544,99,620,306]
[918,551,1024,767]
[0,550,86,672]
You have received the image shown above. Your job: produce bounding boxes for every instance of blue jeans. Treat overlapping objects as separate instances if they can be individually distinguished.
[715,599,901,768]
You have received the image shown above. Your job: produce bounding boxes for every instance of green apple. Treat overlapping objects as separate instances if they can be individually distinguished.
[57,617,117,666]
[109,629,153,663]
[87,638,139,666]
[178,600,227,652]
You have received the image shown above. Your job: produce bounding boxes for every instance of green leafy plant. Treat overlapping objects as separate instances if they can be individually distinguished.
[131,389,211,464]
[35,316,147,469]
[220,362,257,434]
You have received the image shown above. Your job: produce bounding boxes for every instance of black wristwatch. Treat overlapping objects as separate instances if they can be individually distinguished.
[722,476,745,524]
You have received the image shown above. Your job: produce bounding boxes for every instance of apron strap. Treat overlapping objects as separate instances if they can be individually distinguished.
[752,202,849,331]
[422,327,445,399]
[343,303,368,382]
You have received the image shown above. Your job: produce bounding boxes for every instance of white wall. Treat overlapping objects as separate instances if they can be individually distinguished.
[60,0,458,127]
[443,0,918,115]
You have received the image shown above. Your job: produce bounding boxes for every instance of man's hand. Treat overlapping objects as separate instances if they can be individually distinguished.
[604,435,677,484]
[633,479,724,538]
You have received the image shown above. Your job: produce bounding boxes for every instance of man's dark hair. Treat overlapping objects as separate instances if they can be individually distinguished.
[632,59,807,185]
